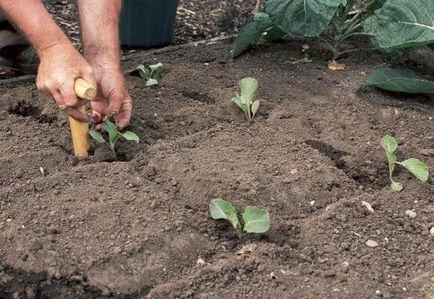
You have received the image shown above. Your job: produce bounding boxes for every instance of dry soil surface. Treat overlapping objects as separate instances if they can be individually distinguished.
[0,37,434,298]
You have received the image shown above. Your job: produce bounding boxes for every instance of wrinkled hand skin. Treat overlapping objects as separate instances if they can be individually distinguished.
[90,66,132,129]
[36,42,97,122]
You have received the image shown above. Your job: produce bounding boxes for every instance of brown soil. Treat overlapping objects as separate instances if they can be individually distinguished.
[1,37,434,298]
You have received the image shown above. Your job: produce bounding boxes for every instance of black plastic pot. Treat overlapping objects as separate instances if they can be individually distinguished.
[120,0,179,47]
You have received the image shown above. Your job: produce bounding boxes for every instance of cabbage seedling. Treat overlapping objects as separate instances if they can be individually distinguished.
[209,198,270,234]
[381,135,429,191]
[130,62,163,86]
[89,120,139,159]
[232,77,260,122]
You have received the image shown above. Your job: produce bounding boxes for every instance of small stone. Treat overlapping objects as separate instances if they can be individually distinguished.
[405,210,417,219]
[366,240,378,248]
[361,201,374,213]
[430,227,434,235]
[196,258,206,267]
[290,169,298,175]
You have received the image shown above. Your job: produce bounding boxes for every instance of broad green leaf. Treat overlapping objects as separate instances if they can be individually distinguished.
[264,25,288,42]
[209,199,241,230]
[149,62,163,74]
[251,100,260,118]
[233,12,274,58]
[381,135,398,154]
[428,43,434,50]
[122,131,140,144]
[89,130,106,144]
[368,68,434,94]
[232,95,244,110]
[265,0,347,37]
[239,77,258,105]
[242,206,270,233]
[386,152,397,177]
[381,135,398,177]
[146,79,159,86]
[102,121,119,146]
[391,181,403,191]
[398,158,429,182]
[136,65,151,79]
[363,0,434,49]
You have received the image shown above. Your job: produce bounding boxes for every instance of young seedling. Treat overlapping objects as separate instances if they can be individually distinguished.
[232,77,260,122]
[209,198,270,234]
[130,62,163,86]
[381,135,429,191]
[89,120,139,159]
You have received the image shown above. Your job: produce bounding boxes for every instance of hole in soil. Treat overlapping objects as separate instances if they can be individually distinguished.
[305,140,349,166]
[357,86,434,112]
[181,90,215,104]
[305,140,388,188]
[0,261,150,298]
[8,101,56,123]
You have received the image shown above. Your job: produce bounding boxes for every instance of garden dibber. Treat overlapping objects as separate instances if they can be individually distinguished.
[70,78,96,158]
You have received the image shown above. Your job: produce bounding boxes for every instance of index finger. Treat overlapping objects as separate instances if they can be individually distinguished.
[115,93,132,129]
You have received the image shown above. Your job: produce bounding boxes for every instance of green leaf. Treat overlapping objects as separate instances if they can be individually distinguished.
[429,44,434,50]
[368,68,434,94]
[398,158,429,182]
[102,121,120,146]
[149,62,163,74]
[251,100,260,118]
[363,0,434,49]
[89,130,106,144]
[233,12,274,58]
[242,206,270,233]
[381,135,398,154]
[209,199,241,230]
[391,181,403,191]
[265,0,347,37]
[135,65,151,80]
[122,131,140,144]
[146,79,159,86]
[239,77,258,106]
[381,135,398,177]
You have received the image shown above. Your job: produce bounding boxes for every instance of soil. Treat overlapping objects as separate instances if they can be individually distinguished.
[1,2,434,299]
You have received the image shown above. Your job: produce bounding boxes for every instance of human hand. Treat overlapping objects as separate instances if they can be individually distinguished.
[36,42,96,121]
[90,65,132,129]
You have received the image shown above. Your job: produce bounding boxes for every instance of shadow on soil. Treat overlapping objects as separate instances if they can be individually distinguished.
[0,261,150,299]
[305,139,388,188]
[8,101,57,124]
[357,86,434,112]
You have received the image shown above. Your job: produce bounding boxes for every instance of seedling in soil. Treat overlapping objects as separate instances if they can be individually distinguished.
[232,77,260,122]
[381,135,429,191]
[89,120,139,159]
[130,62,163,86]
[209,198,270,234]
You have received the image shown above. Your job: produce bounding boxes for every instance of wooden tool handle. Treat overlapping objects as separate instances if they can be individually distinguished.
[74,78,97,100]
[69,78,97,158]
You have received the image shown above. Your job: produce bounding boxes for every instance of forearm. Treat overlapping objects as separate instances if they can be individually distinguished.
[77,0,122,70]
[0,0,70,56]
